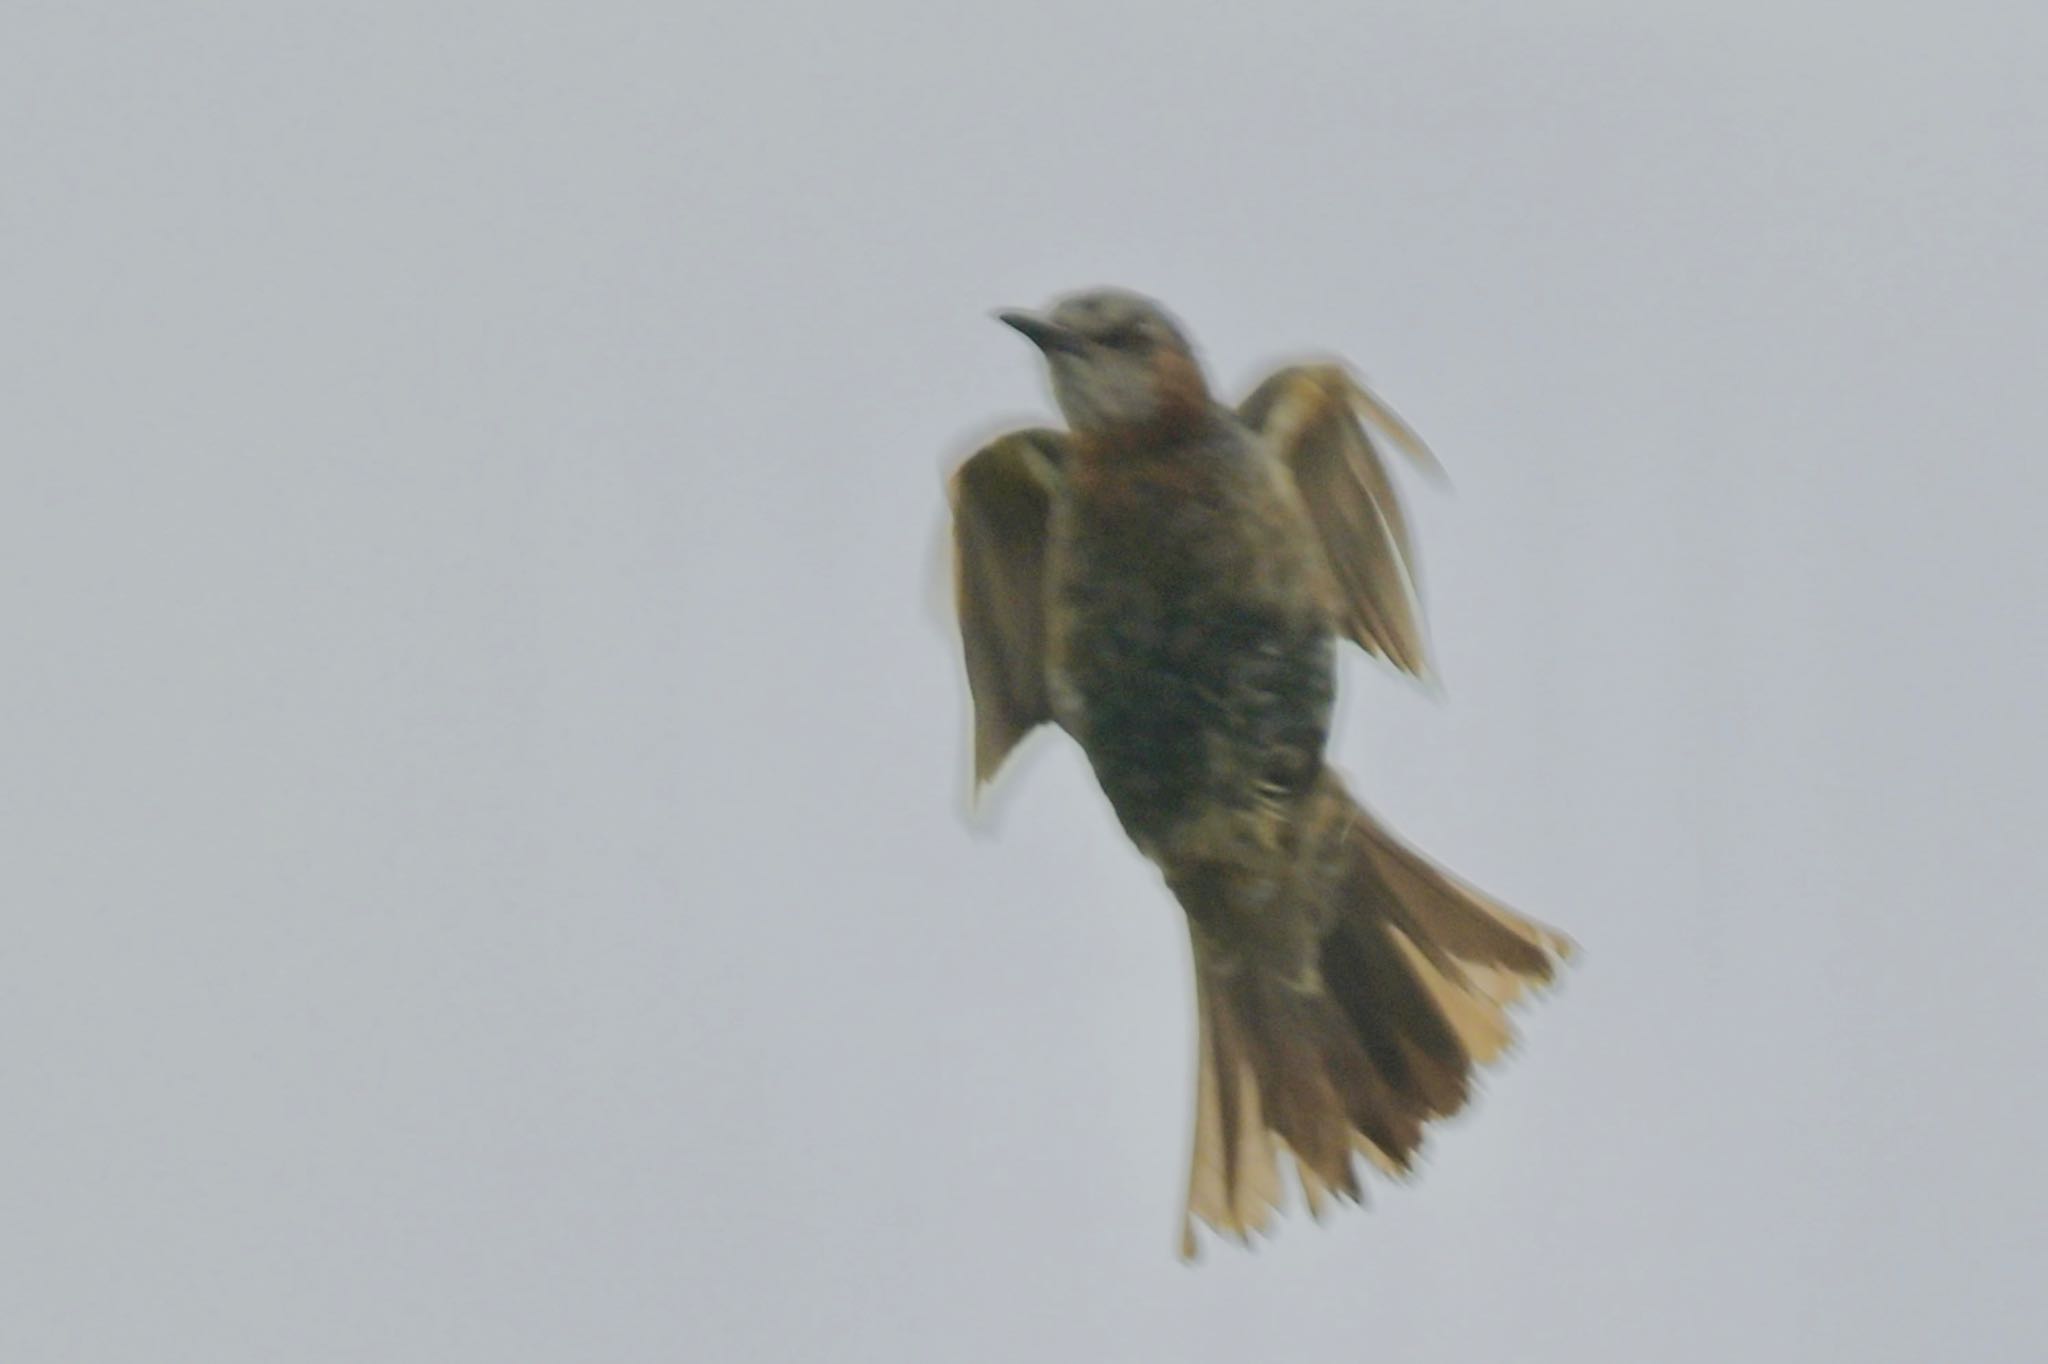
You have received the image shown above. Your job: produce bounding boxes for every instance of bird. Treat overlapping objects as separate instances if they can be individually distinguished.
[947,288,1573,1256]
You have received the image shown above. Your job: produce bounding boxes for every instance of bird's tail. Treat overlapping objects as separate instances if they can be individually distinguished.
[1178,785,1572,1256]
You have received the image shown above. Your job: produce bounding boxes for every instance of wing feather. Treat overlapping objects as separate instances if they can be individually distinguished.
[948,429,1066,787]
[1239,365,1441,680]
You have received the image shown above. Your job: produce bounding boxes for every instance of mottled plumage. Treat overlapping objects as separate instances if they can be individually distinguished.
[949,289,1571,1255]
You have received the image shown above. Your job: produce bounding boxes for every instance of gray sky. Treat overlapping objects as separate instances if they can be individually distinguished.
[6,2,2046,1360]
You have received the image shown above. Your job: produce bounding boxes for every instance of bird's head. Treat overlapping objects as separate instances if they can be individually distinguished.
[998,289,1213,440]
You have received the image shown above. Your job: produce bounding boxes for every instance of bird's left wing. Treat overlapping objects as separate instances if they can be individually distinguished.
[1238,364,1445,681]
[949,428,1068,789]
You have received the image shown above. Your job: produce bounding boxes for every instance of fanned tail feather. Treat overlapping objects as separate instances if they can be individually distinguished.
[1179,788,1571,1256]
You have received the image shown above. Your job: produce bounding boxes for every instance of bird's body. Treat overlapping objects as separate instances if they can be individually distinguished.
[1049,413,1334,871]
[950,290,1570,1254]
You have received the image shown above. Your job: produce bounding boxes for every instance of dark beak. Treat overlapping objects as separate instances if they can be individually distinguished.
[997,310,1087,356]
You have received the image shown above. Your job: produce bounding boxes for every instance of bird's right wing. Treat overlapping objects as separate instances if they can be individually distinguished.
[1238,365,1444,681]
[949,428,1067,789]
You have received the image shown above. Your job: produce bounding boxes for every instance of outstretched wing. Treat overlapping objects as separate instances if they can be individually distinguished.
[949,428,1067,788]
[1238,365,1445,681]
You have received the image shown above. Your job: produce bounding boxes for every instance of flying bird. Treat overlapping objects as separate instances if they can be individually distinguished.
[948,288,1572,1255]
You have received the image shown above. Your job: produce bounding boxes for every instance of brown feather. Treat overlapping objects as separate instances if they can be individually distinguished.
[1239,365,1436,678]
[948,430,1066,786]
[1176,779,1570,1256]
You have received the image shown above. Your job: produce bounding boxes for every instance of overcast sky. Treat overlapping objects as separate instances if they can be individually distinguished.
[6,3,2046,1360]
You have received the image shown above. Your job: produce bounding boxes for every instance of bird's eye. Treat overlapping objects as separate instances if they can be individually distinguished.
[1098,325,1148,351]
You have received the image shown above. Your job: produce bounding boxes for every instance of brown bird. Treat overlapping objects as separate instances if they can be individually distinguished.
[949,288,1573,1255]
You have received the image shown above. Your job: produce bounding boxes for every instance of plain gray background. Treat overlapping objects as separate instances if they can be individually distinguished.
[6,2,2044,1359]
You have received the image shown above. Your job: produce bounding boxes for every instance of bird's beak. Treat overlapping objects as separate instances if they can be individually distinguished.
[997,310,1087,356]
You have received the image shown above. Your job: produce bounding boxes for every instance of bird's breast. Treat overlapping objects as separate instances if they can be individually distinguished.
[1045,452,1337,852]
